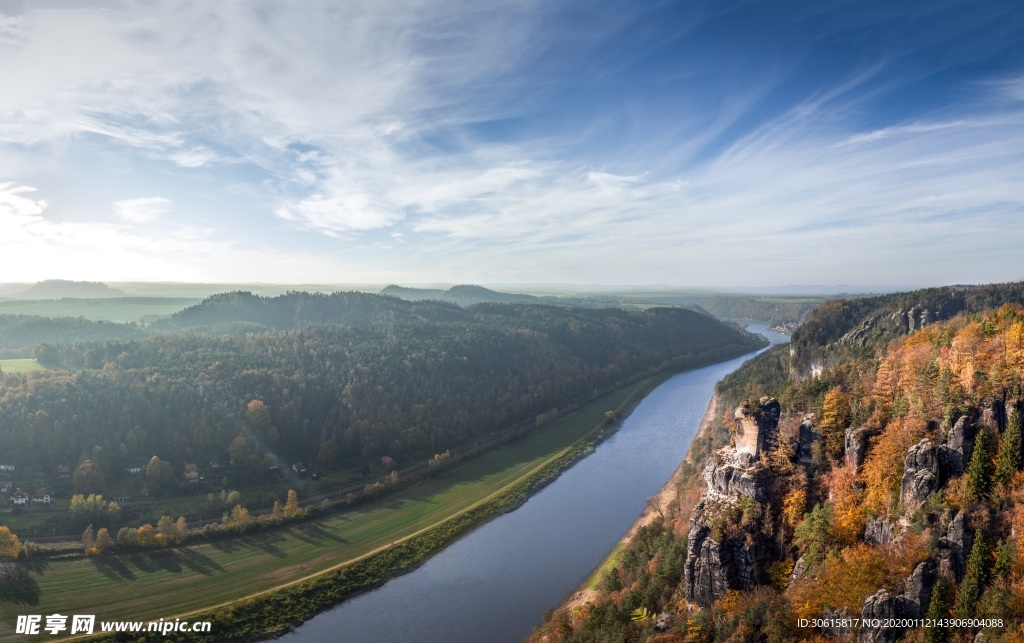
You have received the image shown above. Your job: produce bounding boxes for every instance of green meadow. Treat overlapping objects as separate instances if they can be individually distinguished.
[0,360,44,374]
[0,376,662,640]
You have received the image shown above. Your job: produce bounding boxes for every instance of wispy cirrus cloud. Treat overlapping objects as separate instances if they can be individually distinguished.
[0,0,1023,285]
[113,197,171,224]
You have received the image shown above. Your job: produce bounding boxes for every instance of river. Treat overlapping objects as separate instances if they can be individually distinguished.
[281,323,788,643]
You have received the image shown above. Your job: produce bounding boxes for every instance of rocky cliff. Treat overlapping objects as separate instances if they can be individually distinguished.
[683,397,784,607]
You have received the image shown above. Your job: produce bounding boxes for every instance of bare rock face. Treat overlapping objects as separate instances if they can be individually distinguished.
[683,499,772,607]
[900,438,938,512]
[732,397,781,458]
[797,413,820,465]
[859,590,899,643]
[942,411,978,478]
[858,560,936,642]
[863,516,895,546]
[820,608,852,638]
[845,426,880,471]
[937,511,972,583]
[703,450,763,500]
[789,555,806,587]
[979,399,1005,431]
[684,398,781,608]
[898,559,936,620]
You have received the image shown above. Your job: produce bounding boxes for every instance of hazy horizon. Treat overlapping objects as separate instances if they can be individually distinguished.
[3,1,1023,286]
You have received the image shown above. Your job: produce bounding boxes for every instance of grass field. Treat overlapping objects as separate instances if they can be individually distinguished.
[0,376,661,640]
[0,359,43,373]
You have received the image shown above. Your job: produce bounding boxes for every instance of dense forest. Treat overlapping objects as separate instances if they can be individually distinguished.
[0,292,764,495]
[533,283,1024,643]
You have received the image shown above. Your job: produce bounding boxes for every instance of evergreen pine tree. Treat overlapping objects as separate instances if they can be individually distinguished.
[965,428,993,502]
[953,529,990,621]
[925,579,951,643]
[993,409,1023,486]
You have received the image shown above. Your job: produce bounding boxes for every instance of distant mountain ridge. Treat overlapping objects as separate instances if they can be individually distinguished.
[380,283,543,306]
[13,279,128,299]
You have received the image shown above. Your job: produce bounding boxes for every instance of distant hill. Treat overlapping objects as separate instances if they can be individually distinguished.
[14,280,127,299]
[152,290,468,333]
[379,285,448,301]
[716,280,1024,412]
[381,284,543,306]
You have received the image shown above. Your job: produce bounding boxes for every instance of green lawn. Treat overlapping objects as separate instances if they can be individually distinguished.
[0,377,660,639]
[0,359,43,373]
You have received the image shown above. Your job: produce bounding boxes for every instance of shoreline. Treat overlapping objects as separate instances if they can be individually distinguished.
[562,392,720,615]
[144,373,679,642]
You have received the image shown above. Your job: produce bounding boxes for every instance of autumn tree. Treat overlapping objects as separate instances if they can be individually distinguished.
[245,399,279,446]
[283,489,305,520]
[73,459,104,495]
[156,516,177,544]
[145,455,174,496]
[0,526,20,560]
[94,527,114,553]
[136,524,157,547]
[175,516,189,544]
[819,387,851,462]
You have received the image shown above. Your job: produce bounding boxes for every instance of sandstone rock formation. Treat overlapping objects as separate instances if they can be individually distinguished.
[937,511,972,583]
[899,438,939,512]
[684,397,780,607]
[732,396,780,458]
[845,426,880,472]
[863,516,895,546]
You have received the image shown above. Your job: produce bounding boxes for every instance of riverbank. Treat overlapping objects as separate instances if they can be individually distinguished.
[563,393,720,614]
[0,375,670,643]
[164,375,670,642]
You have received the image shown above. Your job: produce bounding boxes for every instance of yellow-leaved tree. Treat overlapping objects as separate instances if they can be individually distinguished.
[820,387,852,462]
[0,526,21,560]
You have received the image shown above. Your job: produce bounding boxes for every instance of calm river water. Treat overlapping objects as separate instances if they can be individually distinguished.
[282,323,788,643]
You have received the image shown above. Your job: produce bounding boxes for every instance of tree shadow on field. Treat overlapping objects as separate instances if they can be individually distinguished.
[239,531,287,559]
[210,538,244,554]
[177,548,224,576]
[90,555,136,581]
[0,562,43,606]
[113,547,226,578]
[290,522,347,546]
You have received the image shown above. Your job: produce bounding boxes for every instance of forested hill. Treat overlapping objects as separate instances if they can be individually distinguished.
[380,283,544,306]
[0,301,764,492]
[717,281,1024,411]
[152,290,469,332]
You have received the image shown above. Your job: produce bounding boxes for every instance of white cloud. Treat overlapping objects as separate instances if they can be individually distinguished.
[113,197,171,224]
[0,181,47,217]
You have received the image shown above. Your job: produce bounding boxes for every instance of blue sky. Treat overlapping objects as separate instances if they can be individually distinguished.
[1,0,1023,287]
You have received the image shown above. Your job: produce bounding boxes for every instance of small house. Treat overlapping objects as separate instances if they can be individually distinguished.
[209,458,221,469]
[112,495,131,504]
[184,463,200,482]
[57,464,71,479]
[125,464,144,475]
[31,489,52,505]
[292,461,307,475]
[9,489,28,505]
[380,455,395,469]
